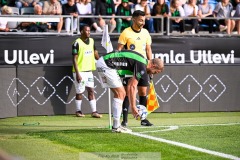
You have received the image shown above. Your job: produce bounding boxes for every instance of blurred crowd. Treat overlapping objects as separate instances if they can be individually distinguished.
[0,0,239,34]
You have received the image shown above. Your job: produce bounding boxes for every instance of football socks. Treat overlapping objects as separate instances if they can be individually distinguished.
[112,98,123,129]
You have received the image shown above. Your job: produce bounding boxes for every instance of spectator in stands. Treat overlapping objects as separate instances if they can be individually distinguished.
[0,5,12,32]
[60,0,68,5]
[183,0,199,34]
[198,0,218,33]
[127,0,138,14]
[213,0,235,34]
[76,0,103,33]
[179,0,187,6]
[234,0,240,34]
[20,4,50,32]
[149,0,157,10]
[43,0,63,33]
[231,0,238,9]
[114,0,122,12]
[34,4,42,14]
[116,0,132,33]
[15,0,41,9]
[128,0,139,5]
[135,0,155,33]
[169,0,185,33]
[1,0,15,7]
[128,0,139,7]
[151,0,169,33]
[95,0,116,33]
[62,0,78,33]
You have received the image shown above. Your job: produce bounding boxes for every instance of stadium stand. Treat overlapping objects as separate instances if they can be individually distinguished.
[9,7,19,15]
[7,7,19,29]
[0,0,239,35]
[20,7,34,15]
[0,15,239,35]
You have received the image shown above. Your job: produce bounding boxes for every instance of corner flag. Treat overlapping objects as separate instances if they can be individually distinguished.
[101,25,113,53]
[147,80,160,114]
[101,25,113,130]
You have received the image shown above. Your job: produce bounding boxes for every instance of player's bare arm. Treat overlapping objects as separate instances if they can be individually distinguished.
[94,50,99,60]
[146,45,153,60]
[127,77,139,118]
[72,55,82,83]
[117,43,124,51]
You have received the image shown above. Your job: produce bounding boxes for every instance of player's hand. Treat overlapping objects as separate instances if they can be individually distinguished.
[149,74,153,80]
[132,106,139,119]
[76,73,82,83]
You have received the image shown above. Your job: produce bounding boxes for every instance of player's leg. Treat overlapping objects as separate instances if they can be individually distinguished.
[111,87,125,128]
[104,76,131,132]
[73,72,86,117]
[96,57,131,133]
[138,78,153,126]
[75,94,85,117]
[121,93,129,127]
[121,78,129,127]
[110,87,132,133]
[85,72,102,118]
[86,87,102,118]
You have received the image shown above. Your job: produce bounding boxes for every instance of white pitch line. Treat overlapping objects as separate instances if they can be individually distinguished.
[129,123,240,159]
[139,126,179,133]
[129,132,240,160]
[178,122,240,127]
[134,123,240,134]
[132,122,240,129]
[133,122,240,134]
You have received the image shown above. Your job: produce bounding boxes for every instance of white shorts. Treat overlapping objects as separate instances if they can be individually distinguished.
[73,71,94,94]
[96,57,123,88]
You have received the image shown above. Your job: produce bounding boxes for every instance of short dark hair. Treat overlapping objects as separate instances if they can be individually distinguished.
[132,10,145,18]
[80,24,90,32]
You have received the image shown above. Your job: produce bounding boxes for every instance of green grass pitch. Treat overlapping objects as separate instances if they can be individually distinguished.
[0,112,239,160]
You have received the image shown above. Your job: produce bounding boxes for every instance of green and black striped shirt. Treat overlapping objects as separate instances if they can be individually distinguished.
[103,50,148,81]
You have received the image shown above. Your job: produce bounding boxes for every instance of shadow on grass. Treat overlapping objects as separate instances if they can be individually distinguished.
[28,128,110,135]
[26,128,143,152]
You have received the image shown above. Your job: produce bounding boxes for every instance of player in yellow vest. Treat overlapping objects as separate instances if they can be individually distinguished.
[72,25,102,118]
[117,10,153,126]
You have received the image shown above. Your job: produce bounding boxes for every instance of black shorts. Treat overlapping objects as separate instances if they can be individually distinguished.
[122,77,149,87]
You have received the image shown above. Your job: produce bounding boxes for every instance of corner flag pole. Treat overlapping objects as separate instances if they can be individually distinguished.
[108,88,111,129]
[101,25,113,129]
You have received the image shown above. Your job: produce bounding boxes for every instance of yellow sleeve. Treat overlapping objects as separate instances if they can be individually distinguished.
[118,29,127,45]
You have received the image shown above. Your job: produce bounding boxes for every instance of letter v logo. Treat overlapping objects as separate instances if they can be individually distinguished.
[161,84,170,93]
[155,75,179,102]
[37,86,46,95]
